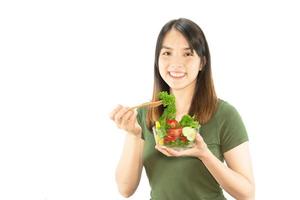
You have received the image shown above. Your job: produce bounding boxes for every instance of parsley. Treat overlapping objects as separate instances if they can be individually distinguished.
[157,91,176,136]
[159,91,176,120]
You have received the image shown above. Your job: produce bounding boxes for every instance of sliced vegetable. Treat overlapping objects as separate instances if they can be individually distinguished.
[182,127,197,141]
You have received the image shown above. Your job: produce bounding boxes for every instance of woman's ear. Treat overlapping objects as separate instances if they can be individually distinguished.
[199,56,206,71]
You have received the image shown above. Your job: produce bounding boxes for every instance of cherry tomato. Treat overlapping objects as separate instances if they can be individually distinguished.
[167,128,182,138]
[166,119,180,128]
[164,135,177,143]
[179,135,187,143]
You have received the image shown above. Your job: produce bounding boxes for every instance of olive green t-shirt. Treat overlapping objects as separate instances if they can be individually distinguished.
[137,99,249,200]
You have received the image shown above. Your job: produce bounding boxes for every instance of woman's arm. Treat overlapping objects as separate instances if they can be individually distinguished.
[110,105,145,197]
[201,142,255,200]
[115,133,144,198]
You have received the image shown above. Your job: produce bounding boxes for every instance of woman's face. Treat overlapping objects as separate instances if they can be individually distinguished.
[158,29,202,92]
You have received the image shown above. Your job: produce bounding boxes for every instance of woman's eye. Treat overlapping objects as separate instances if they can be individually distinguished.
[184,52,193,56]
[162,52,171,56]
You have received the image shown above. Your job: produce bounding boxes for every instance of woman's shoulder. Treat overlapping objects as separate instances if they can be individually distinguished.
[216,98,241,118]
[215,99,248,153]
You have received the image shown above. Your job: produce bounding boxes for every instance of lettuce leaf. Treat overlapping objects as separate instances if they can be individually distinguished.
[157,91,176,135]
[179,115,200,129]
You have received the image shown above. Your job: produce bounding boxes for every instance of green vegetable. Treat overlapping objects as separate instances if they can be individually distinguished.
[179,115,200,129]
[158,91,176,120]
[157,91,176,136]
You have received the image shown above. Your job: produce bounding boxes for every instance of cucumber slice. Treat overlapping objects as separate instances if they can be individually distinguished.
[182,127,197,141]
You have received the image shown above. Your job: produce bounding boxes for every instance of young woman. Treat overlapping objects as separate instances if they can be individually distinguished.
[110,18,255,200]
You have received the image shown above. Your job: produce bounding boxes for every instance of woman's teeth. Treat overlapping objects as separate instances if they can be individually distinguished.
[169,72,186,78]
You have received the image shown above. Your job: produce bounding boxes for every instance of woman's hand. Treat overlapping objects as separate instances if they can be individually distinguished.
[109,105,142,137]
[155,133,210,160]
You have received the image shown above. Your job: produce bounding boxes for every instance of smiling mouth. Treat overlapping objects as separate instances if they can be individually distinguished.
[169,71,186,78]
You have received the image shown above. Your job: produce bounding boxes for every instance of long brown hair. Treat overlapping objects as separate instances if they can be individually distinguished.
[146,18,218,128]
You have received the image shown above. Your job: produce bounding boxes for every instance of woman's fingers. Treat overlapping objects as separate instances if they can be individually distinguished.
[110,105,141,135]
[165,148,181,157]
[123,109,134,121]
[155,145,181,157]
[195,133,206,146]
[114,106,129,124]
[129,109,138,121]
[128,109,138,125]
[155,145,172,156]
[109,105,122,120]
[120,109,134,128]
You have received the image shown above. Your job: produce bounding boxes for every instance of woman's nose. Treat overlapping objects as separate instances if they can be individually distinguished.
[169,56,184,69]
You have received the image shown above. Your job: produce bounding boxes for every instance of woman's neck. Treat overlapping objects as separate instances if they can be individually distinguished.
[170,88,195,120]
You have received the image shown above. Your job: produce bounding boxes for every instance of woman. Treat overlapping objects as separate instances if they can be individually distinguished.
[110,18,255,200]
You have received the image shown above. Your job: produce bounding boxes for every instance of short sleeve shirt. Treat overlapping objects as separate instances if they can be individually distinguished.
[137,99,249,200]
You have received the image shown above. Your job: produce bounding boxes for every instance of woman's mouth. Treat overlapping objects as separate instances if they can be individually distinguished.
[169,71,186,79]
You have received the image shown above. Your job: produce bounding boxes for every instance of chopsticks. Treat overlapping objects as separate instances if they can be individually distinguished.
[130,100,163,110]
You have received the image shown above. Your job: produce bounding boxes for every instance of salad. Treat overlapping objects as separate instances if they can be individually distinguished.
[153,91,201,150]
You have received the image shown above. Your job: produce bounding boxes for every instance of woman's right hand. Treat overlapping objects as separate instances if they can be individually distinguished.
[109,105,142,137]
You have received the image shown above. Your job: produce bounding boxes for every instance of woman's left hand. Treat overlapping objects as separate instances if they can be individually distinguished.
[155,133,210,160]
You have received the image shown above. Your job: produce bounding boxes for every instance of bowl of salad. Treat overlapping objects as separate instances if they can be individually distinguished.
[153,92,201,151]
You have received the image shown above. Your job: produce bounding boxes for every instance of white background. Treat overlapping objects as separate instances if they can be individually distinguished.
[1,0,300,199]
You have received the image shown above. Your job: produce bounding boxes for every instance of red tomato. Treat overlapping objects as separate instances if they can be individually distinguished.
[179,135,187,143]
[164,135,176,143]
[166,119,180,128]
[167,128,182,138]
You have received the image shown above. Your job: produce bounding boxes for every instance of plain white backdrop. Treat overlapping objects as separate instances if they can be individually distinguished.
[1,0,300,199]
